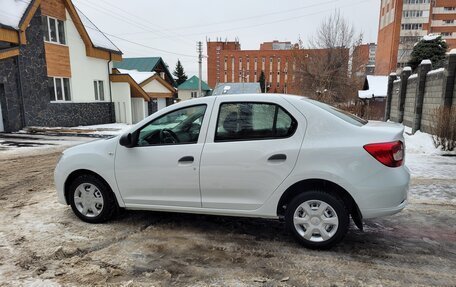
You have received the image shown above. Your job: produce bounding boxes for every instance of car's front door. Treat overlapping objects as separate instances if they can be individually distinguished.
[115,101,212,208]
[200,97,306,210]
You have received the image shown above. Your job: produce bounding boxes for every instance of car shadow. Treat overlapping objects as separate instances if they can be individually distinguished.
[112,209,418,257]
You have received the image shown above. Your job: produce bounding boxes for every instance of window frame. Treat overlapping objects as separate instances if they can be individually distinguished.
[42,15,67,45]
[214,101,298,143]
[93,80,105,101]
[49,76,72,102]
[134,104,208,147]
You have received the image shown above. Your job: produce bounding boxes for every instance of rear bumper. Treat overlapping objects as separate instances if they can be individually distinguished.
[356,165,410,219]
[361,198,407,219]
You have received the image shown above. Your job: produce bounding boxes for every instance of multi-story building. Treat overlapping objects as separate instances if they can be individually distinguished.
[375,0,456,75]
[353,43,377,77]
[207,40,297,93]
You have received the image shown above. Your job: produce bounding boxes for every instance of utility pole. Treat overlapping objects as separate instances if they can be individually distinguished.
[197,41,203,97]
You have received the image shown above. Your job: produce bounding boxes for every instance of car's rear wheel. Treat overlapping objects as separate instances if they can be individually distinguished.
[68,174,117,223]
[285,190,349,249]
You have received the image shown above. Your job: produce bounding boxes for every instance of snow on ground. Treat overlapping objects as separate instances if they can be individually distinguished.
[0,134,94,160]
[403,126,456,203]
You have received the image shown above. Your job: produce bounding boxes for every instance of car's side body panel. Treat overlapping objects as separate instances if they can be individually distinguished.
[54,137,126,207]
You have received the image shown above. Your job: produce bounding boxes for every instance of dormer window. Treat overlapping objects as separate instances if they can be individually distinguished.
[42,16,66,45]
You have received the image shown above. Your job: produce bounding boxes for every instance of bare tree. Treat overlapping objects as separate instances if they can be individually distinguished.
[290,11,363,104]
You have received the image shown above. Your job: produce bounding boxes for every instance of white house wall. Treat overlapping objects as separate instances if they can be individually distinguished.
[142,79,171,93]
[178,90,193,101]
[131,98,146,124]
[111,82,132,124]
[66,10,110,103]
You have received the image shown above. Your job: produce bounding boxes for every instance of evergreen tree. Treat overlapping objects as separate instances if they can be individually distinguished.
[408,35,448,71]
[173,60,188,85]
[258,71,266,93]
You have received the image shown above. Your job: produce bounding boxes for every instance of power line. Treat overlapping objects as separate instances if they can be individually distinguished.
[74,0,195,46]
[120,0,371,41]
[88,0,196,45]
[119,0,341,36]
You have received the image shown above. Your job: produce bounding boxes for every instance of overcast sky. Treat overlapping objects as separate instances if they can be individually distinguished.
[73,0,380,81]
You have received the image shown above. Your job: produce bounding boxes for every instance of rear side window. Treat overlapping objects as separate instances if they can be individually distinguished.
[306,99,368,126]
[215,102,297,142]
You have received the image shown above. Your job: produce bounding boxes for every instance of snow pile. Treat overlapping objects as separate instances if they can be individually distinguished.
[0,0,31,29]
[427,67,445,75]
[421,59,432,65]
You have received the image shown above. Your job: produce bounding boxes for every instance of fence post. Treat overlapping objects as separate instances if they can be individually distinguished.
[442,49,456,107]
[398,67,411,123]
[384,73,397,121]
[412,60,432,133]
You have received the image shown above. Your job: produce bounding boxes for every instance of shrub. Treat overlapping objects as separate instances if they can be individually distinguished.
[431,107,456,151]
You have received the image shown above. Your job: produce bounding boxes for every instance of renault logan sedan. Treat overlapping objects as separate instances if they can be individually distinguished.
[55,94,409,249]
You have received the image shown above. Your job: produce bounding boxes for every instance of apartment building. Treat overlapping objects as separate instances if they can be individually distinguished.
[376,0,456,75]
[207,40,297,93]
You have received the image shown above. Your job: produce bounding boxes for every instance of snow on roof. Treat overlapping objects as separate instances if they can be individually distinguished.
[358,75,388,99]
[0,0,31,29]
[450,49,456,55]
[117,69,156,84]
[75,7,121,53]
[403,66,412,71]
[422,34,439,41]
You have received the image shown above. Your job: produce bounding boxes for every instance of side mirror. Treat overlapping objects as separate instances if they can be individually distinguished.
[119,133,135,148]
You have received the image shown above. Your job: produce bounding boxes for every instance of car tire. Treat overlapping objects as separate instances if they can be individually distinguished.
[68,174,117,223]
[285,190,349,249]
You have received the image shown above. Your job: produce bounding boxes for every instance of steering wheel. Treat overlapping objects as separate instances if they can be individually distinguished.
[160,129,179,144]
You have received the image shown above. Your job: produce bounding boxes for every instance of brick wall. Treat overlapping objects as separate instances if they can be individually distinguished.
[403,77,417,127]
[385,52,456,134]
[389,80,401,122]
[421,71,445,133]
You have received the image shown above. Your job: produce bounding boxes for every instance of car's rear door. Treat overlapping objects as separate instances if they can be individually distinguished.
[200,96,307,210]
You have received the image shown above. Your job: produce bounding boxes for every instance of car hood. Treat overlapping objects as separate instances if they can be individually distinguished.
[62,136,120,156]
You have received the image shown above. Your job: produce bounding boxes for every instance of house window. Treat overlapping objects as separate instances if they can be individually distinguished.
[443,20,455,24]
[444,7,456,11]
[42,16,66,45]
[49,77,71,101]
[191,91,198,98]
[93,81,105,101]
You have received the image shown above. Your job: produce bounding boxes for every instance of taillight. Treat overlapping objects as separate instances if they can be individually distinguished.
[363,141,404,168]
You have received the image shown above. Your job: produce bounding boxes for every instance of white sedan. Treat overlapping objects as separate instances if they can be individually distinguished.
[55,94,409,249]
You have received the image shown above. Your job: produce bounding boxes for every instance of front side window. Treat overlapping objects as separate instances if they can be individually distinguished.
[49,77,71,102]
[215,102,297,142]
[137,105,207,146]
[94,81,105,101]
[42,16,66,45]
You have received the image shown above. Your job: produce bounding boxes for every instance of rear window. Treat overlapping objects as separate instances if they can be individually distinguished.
[306,99,368,126]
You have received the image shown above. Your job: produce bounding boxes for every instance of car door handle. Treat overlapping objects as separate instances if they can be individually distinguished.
[178,156,194,163]
[268,154,287,161]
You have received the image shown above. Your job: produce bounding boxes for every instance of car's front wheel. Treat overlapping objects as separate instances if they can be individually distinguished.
[68,174,117,223]
[285,191,349,249]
